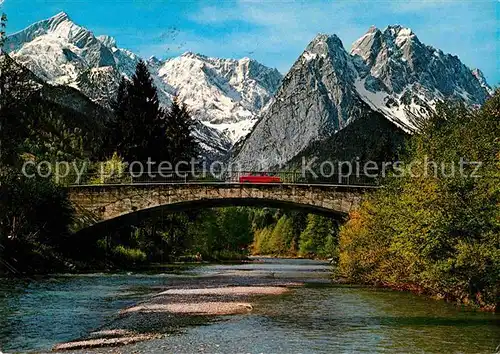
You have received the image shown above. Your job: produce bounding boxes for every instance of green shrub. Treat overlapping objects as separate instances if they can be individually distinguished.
[339,92,500,310]
[112,245,147,263]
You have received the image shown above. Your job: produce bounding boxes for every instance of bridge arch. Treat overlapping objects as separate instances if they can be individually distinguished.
[68,183,372,233]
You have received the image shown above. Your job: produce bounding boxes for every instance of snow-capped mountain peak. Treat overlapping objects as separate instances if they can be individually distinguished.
[96,35,117,49]
[6,12,282,155]
[305,33,345,57]
[9,14,492,166]
[6,11,116,84]
[154,52,282,143]
[6,12,66,53]
[385,24,414,37]
[234,25,493,169]
[349,24,492,130]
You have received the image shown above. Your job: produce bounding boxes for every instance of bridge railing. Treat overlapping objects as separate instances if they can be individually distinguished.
[70,170,380,187]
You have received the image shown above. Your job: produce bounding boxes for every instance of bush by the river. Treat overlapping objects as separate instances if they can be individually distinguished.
[0,172,74,274]
[339,90,500,310]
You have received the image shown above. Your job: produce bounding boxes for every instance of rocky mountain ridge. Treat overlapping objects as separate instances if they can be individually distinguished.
[6,12,282,155]
[234,25,492,169]
[6,14,493,167]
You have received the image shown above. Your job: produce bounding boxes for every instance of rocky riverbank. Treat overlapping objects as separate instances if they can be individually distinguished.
[52,264,308,351]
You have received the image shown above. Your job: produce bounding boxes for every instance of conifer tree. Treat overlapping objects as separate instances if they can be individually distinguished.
[125,61,166,161]
[165,97,199,163]
[105,77,130,157]
[106,61,168,163]
[105,62,199,167]
[126,60,162,162]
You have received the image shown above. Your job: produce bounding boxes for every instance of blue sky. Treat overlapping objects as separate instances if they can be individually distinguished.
[2,0,498,85]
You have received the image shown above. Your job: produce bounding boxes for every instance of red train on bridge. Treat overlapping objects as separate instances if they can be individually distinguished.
[238,172,282,184]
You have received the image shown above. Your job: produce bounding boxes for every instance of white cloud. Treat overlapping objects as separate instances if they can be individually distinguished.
[189,5,235,25]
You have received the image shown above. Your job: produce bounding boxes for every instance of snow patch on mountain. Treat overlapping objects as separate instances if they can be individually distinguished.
[471,68,494,96]
[234,25,492,169]
[155,52,282,143]
[6,12,282,154]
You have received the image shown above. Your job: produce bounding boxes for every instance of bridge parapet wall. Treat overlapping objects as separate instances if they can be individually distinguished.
[68,183,372,231]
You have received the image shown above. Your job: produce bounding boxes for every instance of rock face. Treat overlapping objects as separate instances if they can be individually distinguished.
[234,34,372,169]
[74,66,123,108]
[234,26,492,170]
[6,12,282,155]
[351,25,490,130]
[471,68,494,96]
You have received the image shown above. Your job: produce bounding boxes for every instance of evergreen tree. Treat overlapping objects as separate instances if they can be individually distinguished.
[165,97,199,163]
[106,61,168,163]
[299,214,337,258]
[217,207,253,252]
[270,215,295,255]
[105,62,199,166]
[127,60,161,162]
[105,77,130,157]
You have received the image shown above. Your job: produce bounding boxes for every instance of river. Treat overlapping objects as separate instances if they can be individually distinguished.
[0,258,498,353]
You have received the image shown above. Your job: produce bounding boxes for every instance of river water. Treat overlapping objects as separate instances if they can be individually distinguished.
[0,258,498,353]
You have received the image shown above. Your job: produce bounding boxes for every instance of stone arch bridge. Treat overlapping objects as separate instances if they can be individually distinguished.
[68,183,376,233]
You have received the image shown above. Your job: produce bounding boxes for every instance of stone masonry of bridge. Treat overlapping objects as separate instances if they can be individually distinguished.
[68,183,373,232]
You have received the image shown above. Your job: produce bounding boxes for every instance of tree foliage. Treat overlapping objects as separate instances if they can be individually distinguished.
[251,209,338,259]
[339,91,500,310]
[105,61,169,162]
[165,97,199,163]
[104,61,199,163]
[0,56,38,167]
[0,16,83,274]
[299,214,338,258]
[0,173,74,273]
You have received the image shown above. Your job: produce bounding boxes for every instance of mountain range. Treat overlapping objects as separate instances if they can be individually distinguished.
[234,26,492,169]
[5,12,282,156]
[5,12,493,166]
